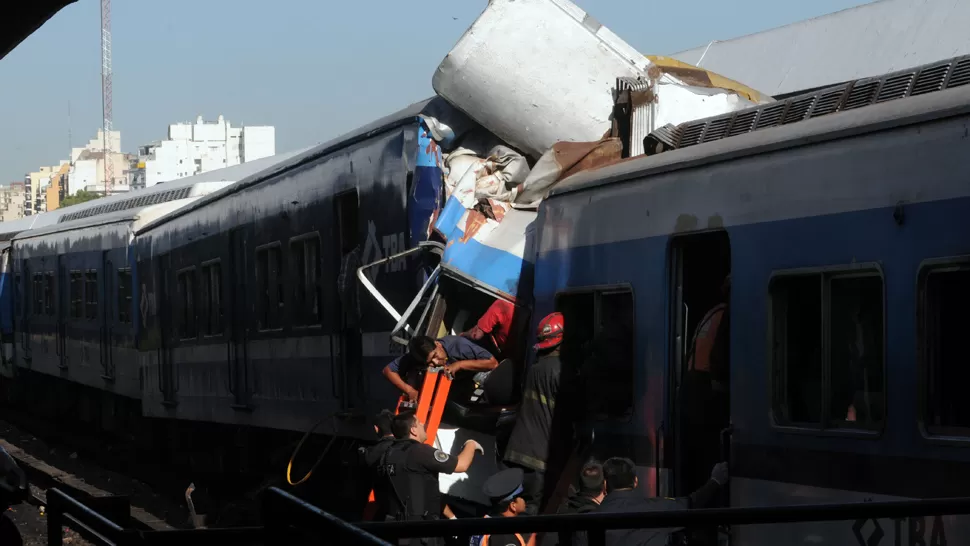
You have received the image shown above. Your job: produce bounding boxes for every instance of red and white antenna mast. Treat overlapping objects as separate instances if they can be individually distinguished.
[100,0,113,194]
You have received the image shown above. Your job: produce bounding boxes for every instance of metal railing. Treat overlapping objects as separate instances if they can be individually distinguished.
[44,486,389,546]
[356,496,970,546]
[43,484,970,546]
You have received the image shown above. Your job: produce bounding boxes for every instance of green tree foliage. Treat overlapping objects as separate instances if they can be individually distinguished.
[59,190,102,209]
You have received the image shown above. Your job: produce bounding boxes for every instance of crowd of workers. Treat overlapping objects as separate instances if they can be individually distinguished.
[361,289,731,546]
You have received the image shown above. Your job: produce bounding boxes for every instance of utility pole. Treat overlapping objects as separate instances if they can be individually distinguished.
[100,0,113,195]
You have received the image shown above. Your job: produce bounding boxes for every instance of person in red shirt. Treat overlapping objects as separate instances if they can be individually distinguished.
[462,298,515,357]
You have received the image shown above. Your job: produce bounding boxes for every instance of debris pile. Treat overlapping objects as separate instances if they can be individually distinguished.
[414,0,772,302]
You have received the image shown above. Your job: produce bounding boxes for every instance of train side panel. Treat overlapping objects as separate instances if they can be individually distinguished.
[534,93,970,543]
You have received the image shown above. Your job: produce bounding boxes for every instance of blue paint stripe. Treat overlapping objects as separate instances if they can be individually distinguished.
[442,235,532,299]
[434,196,467,236]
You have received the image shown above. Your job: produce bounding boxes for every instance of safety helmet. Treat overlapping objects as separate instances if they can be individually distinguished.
[534,312,564,351]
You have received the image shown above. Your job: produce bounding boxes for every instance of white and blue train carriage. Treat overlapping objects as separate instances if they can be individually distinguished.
[529,54,970,544]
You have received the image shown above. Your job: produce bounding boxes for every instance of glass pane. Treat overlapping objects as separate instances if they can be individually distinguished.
[924,268,970,431]
[829,275,885,427]
[771,275,822,425]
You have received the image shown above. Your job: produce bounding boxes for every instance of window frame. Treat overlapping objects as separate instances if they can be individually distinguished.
[553,283,637,424]
[289,232,322,329]
[117,268,133,324]
[255,242,285,332]
[69,270,83,320]
[916,255,970,444]
[84,269,99,321]
[767,263,886,438]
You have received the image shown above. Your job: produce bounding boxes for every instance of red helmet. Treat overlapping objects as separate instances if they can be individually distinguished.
[534,312,564,350]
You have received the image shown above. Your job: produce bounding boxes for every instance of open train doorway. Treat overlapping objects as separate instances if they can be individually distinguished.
[668,230,731,542]
[334,190,362,409]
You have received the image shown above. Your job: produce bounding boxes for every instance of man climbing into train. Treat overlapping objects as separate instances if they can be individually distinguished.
[502,312,575,516]
[461,298,516,358]
[382,334,500,405]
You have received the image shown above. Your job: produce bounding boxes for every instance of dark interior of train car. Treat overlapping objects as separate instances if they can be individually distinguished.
[670,230,731,506]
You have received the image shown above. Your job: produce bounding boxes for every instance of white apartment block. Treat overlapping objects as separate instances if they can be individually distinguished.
[137,115,275,189]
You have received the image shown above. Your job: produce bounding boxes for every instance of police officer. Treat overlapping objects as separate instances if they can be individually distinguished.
[380,410,484,545]
[470,468,533,546]
[361,410,396,520]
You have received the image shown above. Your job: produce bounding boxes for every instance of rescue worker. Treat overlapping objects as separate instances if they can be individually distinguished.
[470,468,535,546]
[684,274,731,511]
[382,335,499,404]
[379,411,484,545]
[360,409,396,520]
[597,457,729,546]
[462,298,516,358]
[545,461,606,546]
[503,312,571,515]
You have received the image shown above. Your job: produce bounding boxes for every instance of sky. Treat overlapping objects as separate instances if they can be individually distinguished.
[0,0,876,184]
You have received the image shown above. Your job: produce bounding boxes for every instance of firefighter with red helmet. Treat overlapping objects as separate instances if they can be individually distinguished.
[502,312,568,515]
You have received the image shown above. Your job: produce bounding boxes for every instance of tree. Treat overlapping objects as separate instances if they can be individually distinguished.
[59,190,103,209]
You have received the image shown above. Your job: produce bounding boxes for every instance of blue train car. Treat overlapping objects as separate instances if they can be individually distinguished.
[532,59,970,543]
[131,97,472,436]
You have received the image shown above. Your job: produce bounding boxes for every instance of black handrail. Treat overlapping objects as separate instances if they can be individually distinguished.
[358,496,970,543]
[43,483,970,546]
[261,486,391,545]
[46,487,135,546]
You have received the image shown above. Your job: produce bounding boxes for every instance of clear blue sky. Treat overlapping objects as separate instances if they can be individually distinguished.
[0,0,875,183]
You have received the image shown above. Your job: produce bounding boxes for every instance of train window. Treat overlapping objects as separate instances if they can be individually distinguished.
[291,235,321,326]
[201,261,222,336]
[556,287,635,421]
[44,273,53,316]
[84,271,98,320]
[770,270,885,431]
[69,271,83,319]
[177,268,197,339]
[14,274,20,319]
[256,244,284,331]
[31,274,42,317]
[921,264,970,435]
[117,269,132,324]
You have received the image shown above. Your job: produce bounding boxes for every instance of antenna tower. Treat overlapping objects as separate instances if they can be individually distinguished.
[100,0,113,194]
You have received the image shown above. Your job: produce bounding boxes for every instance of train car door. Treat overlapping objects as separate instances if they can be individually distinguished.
[100,251,116,381]
[333,190,361,409]
[228,228,251,409]
[56,255,67,370]
[157,253,176,405]
[667,231,732,540]
[20,259,30,365]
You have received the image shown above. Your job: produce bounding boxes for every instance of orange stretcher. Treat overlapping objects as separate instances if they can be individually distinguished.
[362,367,453,520]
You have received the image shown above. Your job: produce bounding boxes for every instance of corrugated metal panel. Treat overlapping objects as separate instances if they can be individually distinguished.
[646,54,970,153]
[671,0,970,97]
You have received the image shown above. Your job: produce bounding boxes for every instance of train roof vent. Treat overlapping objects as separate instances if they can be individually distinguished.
[58,187,193,224]
[644,53,970,155]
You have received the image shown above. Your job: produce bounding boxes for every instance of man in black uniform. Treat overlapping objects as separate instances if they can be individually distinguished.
[597,457,729,546]
[503,312,570,515]
[544,461,607,546]
[470,468,532,546]
[361,410,396,520]
[380,411,484,545]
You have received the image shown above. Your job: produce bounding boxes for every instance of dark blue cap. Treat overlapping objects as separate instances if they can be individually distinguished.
[482,468,525,505]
